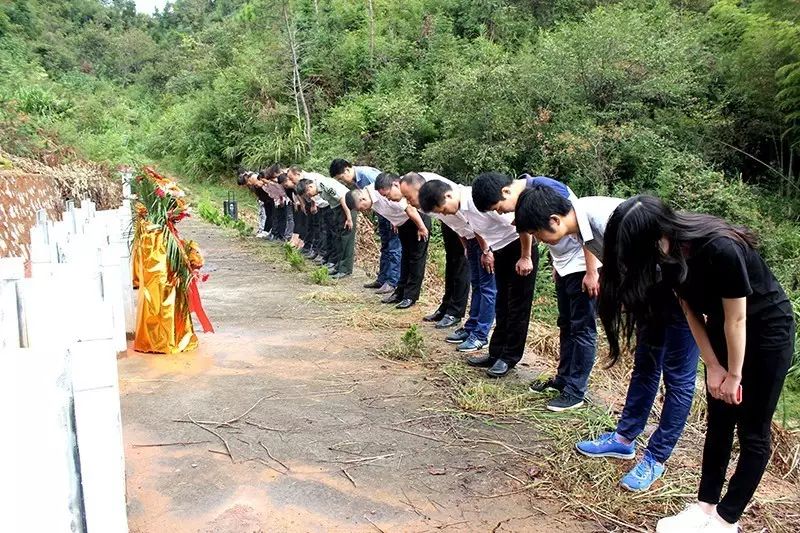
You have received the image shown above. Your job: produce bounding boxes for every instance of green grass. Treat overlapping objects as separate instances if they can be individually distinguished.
[196,198,252,237]
[376,324,426,361]
[778,384,800,430]
[283,243,305,271]
[310,266,333,285]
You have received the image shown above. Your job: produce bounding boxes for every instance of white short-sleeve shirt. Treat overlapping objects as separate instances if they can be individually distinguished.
[458,185,518,251]
[418,172,475,239]
[574,196,625,260]
[367,185,410,226]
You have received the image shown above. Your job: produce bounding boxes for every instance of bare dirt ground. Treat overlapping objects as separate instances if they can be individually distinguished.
[120,218,599,533]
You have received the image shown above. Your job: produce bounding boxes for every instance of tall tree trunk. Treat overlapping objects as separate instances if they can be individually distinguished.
[283,4,312,150]
[367,0,375,67]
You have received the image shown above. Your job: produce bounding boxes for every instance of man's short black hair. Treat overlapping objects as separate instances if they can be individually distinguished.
[400,172,425,187]
[472,172,513,212]
[345,189,360,210]
[277,172,290,185]
[237,174,247,186]
[296,178,313,196]
[419,180,453,213]
[289,165,302,174]
[329,158,352,178]
[515,186,573,234]
[374,172,398,191]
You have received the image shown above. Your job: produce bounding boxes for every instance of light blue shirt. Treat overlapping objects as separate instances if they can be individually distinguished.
[354,166,381,189]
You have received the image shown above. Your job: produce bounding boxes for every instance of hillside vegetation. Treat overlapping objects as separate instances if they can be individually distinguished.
[1,0,798,398]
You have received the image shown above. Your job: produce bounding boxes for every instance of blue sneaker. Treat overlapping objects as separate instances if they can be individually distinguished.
[575,432,636,459]
[446,327,470,344]
[620,450,665,492]
[457,335,486,352]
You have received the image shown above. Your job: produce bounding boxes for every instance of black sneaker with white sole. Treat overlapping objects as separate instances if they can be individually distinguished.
[529,377,562,394]
[546,392,585,412]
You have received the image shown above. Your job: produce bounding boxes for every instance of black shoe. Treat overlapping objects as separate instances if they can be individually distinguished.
[423,310,444,322]
[547,392,585,412]
[435,315,460,329]
[466,354,495,367]
[395,298,415,309]
[381,293,401,304]
[486,359,511,378]
[363,280,382,289]
[446,327,469,344]
[529,377,562,394]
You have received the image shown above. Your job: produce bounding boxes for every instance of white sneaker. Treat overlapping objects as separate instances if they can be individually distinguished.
[656,503,711,533]
[256,231,268,239]
[699,514,739,533]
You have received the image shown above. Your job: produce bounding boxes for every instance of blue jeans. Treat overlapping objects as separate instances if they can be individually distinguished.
[554,272,597,399]
[616,311,700,464]
[376,214,401,286]
[463,239,496,343]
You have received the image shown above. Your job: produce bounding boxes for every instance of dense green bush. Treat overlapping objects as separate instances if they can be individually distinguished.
[0,0,798,385]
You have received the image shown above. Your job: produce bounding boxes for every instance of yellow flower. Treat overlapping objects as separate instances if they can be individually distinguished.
[185,240,204,270]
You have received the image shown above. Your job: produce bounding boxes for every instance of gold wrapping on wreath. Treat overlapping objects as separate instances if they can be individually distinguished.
[133,227,198,354]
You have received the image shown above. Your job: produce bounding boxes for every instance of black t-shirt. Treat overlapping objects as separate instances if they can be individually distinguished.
[676,236,793,351]
[252,185,271,205]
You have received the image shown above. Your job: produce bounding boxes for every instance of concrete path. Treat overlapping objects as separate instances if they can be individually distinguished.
[120,218,595,532]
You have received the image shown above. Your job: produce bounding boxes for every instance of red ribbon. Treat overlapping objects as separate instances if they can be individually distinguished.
[165,219,214,334]
[188,276,214,333]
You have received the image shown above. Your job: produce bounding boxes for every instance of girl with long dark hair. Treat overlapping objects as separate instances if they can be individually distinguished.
[516,186,699,491]
[600,195,795,533]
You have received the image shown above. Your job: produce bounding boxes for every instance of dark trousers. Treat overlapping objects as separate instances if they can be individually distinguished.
[488,239,537,366]
[306,208,322,253]
[263,198,274,233]
[698,319,795,523]
[376,214,401,286]
[318,207,334,262]
[326,206,343,266]
[395,216,431,302]
[616,311,699,463]
[554,271,598,399]
[437,223,469,318]
[332,206,357,274]
[272,203,293,240]
[295,206,309,241]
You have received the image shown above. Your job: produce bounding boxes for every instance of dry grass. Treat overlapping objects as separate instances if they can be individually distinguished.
[301,287,362,304]
[355,215,381,279]
[344,305,415,331]
[0,147,121,209]
[440,328,800,532]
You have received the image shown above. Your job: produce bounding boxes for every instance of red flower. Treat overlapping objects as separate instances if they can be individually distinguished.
[155,188,166,198]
